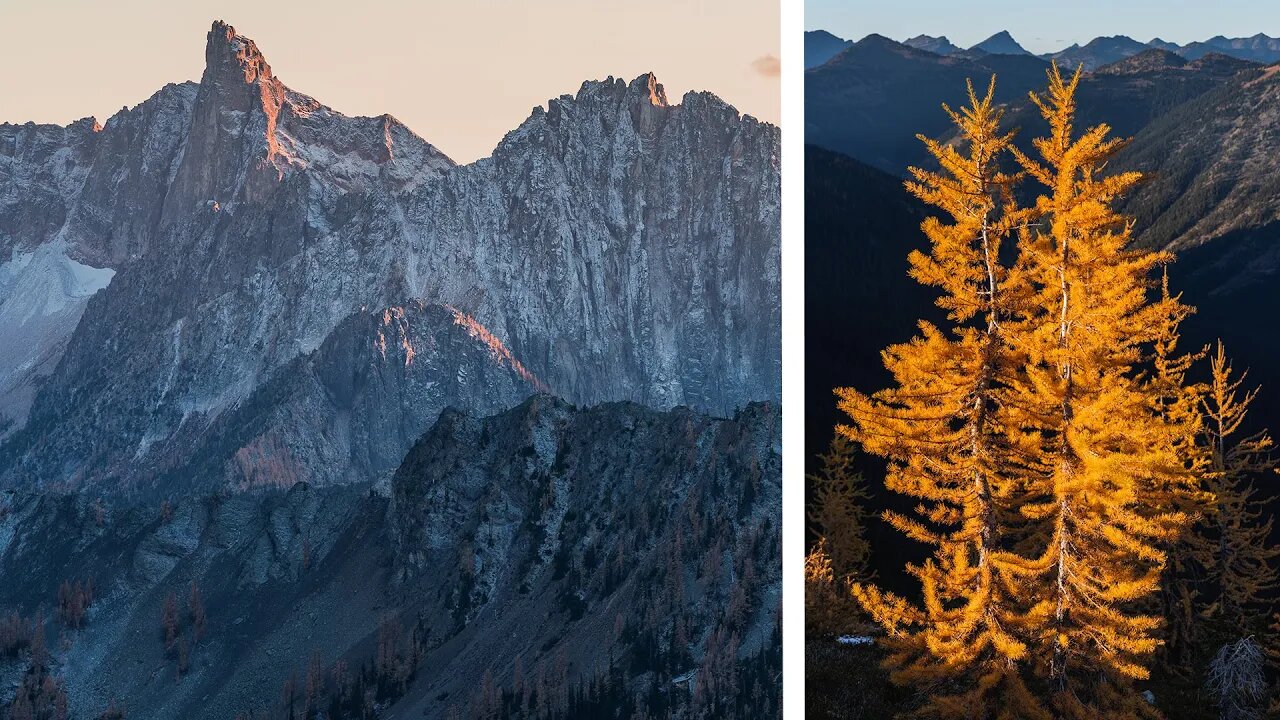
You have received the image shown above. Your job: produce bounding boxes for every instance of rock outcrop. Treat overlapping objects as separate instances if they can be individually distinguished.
[0,398,781,719]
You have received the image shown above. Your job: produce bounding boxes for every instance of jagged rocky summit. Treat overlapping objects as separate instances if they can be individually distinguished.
[0,21,781,495]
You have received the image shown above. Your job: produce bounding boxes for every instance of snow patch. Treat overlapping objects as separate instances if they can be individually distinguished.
[0,241,115,430]
[0,241,114,320]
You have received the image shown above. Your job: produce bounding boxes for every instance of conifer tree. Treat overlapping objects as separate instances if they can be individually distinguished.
[805,436,875,635]
[1008,63,1199,717]
[840,77,1048,719]
[1147,271,1209,488]
[1146,270,1211,670]
[808,436,872,584]
[1190,343,1279,632]
[804,542,842,636]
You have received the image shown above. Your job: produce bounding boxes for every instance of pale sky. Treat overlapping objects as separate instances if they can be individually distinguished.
[0,0,779,163]
[807,0,1280,55]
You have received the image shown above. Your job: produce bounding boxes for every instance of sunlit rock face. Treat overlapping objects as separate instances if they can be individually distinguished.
[140,302,548,496]
[0,21,780,494]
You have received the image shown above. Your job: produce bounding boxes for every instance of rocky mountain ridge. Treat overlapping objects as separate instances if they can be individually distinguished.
[805,32,1260,175]
[807,28,1280,70]
[0,21,781,495]
[0,396,782,719]
[804,30,855,69]
[902,34,962,56]
[0,17,781,720]
[1117,63,1280,252]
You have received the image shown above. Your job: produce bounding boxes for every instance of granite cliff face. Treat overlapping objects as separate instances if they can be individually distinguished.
[121,301,549,496]
[0,83,197,433]
[0,398,781,719]
[0,21,781,493]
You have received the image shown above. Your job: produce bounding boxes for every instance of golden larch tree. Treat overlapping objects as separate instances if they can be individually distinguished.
[840,77,1048,719]
[1145,270,1212,671]
[806,435,874,636]
[1189,342,1279,632]
[1008,63,1199,718]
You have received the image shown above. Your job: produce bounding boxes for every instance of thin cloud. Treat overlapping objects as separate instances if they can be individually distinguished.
[751,54,781,78]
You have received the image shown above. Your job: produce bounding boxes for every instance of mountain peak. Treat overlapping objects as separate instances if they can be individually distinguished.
[903,34,961,55]
[806,29,846,42]
[804,29,854,68]
[852,33,917,54]
[1089,34,1138,45]
[68,116,103,134]
[168,20,294,214]
[1187,52,1261,73]
[629,72,668,107]
[971,30,1029,55]
[859,32,897,46]
[1047,35,1151,71]
[842,34,944,64]
[205,20,274,85]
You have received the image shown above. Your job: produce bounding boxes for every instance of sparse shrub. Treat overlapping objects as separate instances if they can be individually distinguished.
[0,611,33,657]
[188,582,206,642]
[304,652,325,717]
[160,592,180,651]
[175,635,189,681]
[8,625,69,720]
[1206,637,1268,720]
[56,578,95,630]
[29,614,47,669]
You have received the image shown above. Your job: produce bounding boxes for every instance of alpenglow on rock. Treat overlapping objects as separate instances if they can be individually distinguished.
[0,21,780,492]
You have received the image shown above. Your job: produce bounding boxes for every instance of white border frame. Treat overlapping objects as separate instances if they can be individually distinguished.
[780,0,804,715]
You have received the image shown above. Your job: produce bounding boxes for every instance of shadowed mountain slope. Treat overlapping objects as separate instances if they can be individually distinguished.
[0,397,781,719]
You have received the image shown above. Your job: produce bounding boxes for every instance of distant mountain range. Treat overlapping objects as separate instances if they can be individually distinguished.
[805,24,1280,487]
[805,32,1259,175]
[805,28,1280,70]
[805,34,1055,172]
